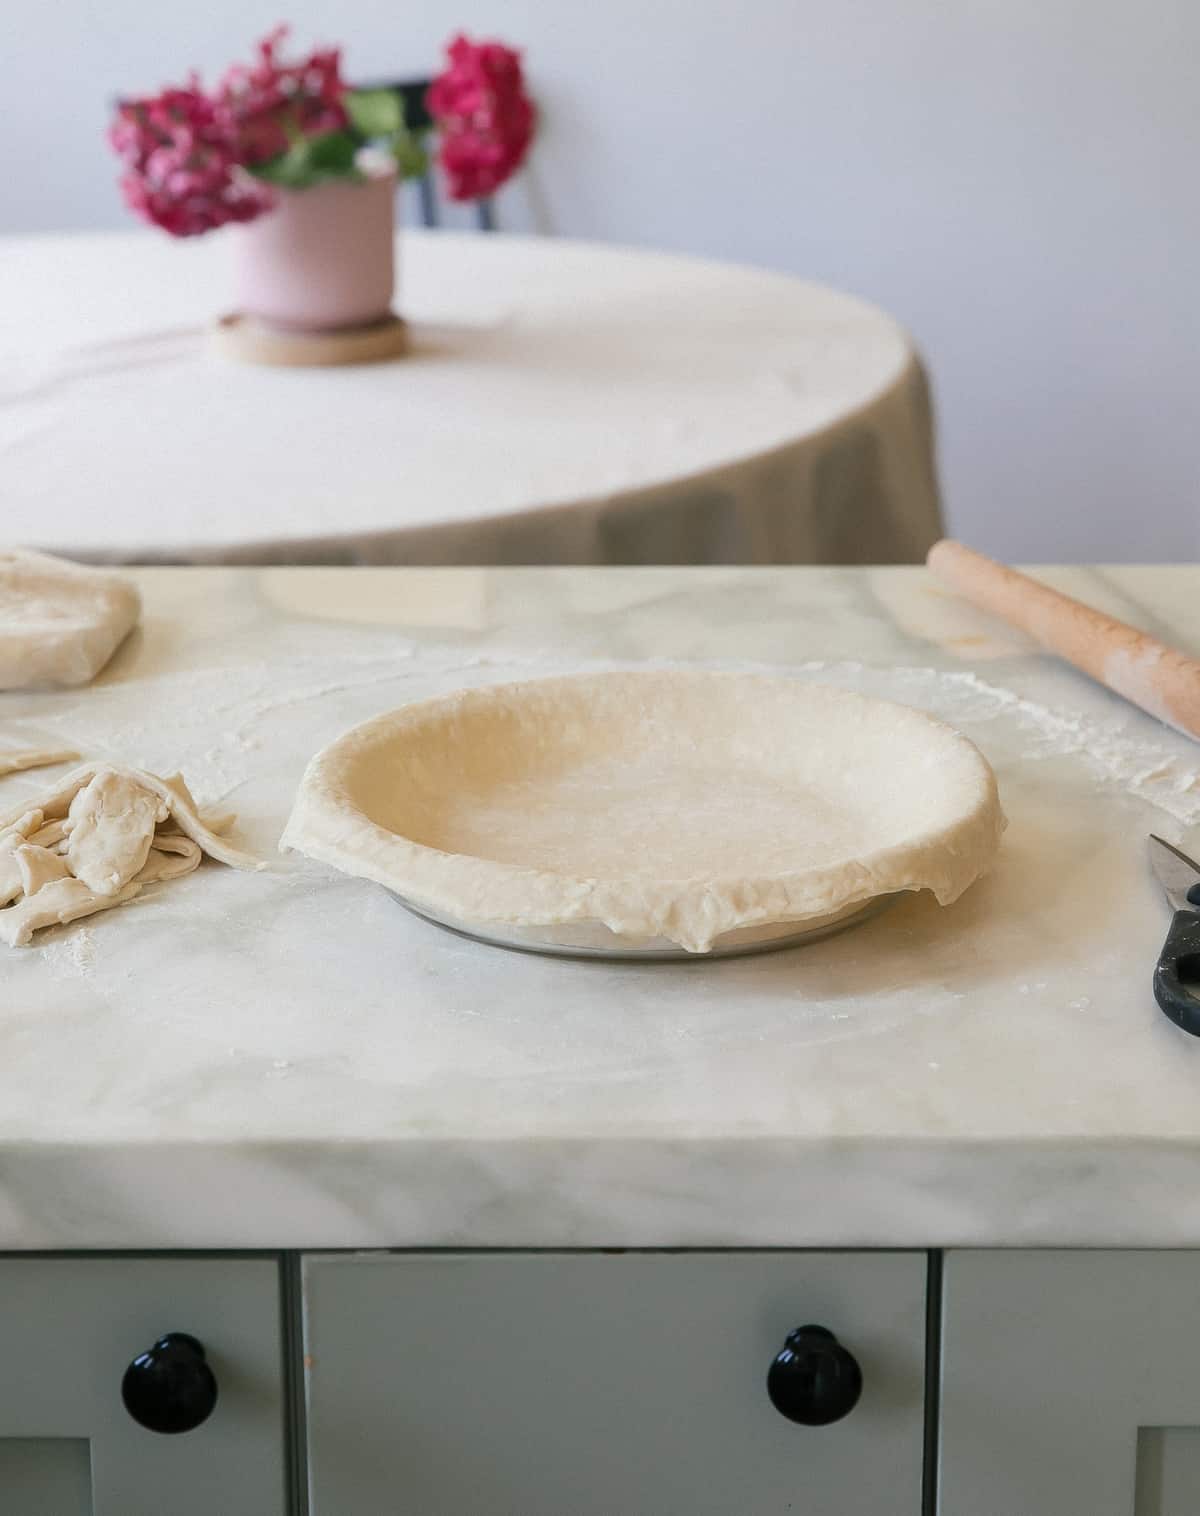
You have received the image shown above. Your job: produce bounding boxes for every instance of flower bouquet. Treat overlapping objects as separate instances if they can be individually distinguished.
[109,27,536,346]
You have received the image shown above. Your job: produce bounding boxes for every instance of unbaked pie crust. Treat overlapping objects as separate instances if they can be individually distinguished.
[282,671,1003,954]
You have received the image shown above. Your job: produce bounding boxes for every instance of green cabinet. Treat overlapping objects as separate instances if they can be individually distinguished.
[6,1245,1198,1514]
[0,1257,286,1516]
[302,1250,928,1515]
[940,1251,1200,1515]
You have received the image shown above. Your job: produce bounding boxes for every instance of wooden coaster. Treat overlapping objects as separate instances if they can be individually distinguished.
[211,312,407,368]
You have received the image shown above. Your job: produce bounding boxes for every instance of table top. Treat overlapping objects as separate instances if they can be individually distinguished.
[3,563,1200,1251]
[0,231,918,563]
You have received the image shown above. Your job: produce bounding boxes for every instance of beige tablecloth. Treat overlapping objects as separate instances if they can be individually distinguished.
[0,230,941,565]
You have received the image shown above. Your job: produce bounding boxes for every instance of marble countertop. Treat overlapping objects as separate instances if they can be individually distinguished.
[3,565,1200,1251]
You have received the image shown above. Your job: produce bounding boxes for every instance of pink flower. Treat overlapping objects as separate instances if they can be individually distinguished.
[215,25,348,166]
[108,82,273,238]
[427,34,536,201]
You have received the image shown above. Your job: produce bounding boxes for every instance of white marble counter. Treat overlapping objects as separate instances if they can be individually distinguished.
[2,565,1200,1251]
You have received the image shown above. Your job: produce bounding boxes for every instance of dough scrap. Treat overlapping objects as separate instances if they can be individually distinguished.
[65,769,168,895]
[0,811,44,849]
[15,844,71,896]
[0,812,46,907]
[0,764,260,871]
[26,819,68,851]
[283,671,1005,954]
[0,764,260,947]
[0,856,22,909]
[161,772,198,811]
[0,748,80,778]
[135,835,203,884]
[0,549,140,690]
[0,877,142,948]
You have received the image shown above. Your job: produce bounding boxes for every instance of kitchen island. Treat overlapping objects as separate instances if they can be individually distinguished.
[2,565,1199,1515]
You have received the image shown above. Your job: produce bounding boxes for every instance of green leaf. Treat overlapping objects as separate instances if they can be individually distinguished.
[345,88,404,139]
[251,144,310,188]
[250,130,363,190]
[391,130,429,181]
[305,130,362,176]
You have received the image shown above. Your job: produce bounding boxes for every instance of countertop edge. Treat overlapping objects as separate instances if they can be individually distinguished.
[6,1134,1200,1251]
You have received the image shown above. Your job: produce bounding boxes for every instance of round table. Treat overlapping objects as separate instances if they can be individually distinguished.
[0,231,941,566]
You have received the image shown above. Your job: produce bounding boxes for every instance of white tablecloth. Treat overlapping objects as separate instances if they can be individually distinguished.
[0,230,941,566]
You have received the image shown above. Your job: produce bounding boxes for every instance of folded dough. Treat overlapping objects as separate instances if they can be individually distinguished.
[0,764,259,871]
[0,811,46,907]
[136,834,203,884]
[0,876,144,949]
[65,769,168,895]
[0,549,140,690]
[15,844,71,897]
[26,818,67,850]
[0,764,261,947]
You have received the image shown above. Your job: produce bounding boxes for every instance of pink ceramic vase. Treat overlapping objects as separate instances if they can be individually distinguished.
[231,168,397,332]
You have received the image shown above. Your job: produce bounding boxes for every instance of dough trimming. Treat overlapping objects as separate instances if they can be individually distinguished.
[0,763,262,946]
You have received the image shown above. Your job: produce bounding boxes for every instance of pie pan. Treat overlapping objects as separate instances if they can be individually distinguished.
[282,671,1003,957]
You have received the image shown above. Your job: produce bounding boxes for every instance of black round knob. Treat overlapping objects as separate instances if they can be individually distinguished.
[121,1333,218,1434]
[767,1324,862,1426]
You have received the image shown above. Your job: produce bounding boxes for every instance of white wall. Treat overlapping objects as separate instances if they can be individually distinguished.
[7,0,1198,562]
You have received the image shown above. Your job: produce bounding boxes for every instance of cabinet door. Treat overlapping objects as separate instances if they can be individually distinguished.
[940,1250,1200,1515]
[303,1250,927,1515]
[0,1257,286,1516]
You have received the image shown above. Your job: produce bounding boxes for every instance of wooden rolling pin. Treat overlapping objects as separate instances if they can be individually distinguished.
[926,539,1200,741]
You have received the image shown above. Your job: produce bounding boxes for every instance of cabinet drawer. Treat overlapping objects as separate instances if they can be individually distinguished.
[0,1256,285,1516]
[303,1249,927,1515]
[940,1250,1200,1515]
